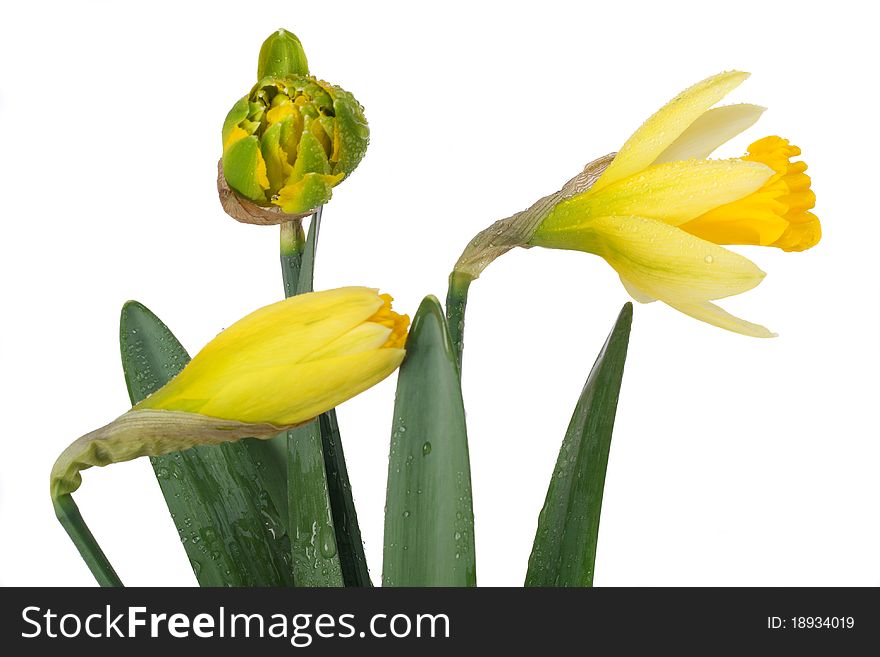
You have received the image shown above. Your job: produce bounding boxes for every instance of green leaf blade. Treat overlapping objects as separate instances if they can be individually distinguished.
[120,301,292,587]
[287,421,344,586]
[383,296,476,587]
[318,410,371,586]
[525,302,632,587]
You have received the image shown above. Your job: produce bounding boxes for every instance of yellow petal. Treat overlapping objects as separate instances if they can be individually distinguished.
[653,104,765,163]
[201,286,383,360]
[302,322,392,362]
[592,71,750,191]
[266,102,295,125]
[223,125,250,151]
[544,159,773,230]
[138,287,386,411]
[664,300,775,338]
[619,276,656,303]
[538,214,766,303]
[195,348,406,425]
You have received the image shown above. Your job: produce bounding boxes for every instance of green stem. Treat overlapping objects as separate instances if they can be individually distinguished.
[295,206,321,295]
[280,219,306,298]
[445,270,472,374]
[53,494,122,587]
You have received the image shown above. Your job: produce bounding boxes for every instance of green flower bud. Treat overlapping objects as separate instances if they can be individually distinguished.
[258,28,309,79]
[219,30,369,223]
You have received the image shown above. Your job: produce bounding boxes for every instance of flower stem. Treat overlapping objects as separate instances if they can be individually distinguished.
[53,494,122,587]
[445,270,473,374]
[280,218,306,298]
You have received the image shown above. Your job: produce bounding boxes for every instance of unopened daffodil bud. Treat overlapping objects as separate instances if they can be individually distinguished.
[51,287,408,499]
[453,71,820,338]
[258,28,309,79]
[218,29,369,224]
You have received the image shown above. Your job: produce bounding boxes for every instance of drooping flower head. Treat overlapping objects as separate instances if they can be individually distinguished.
[528,71,819,337]
[51,287,408,499]
[453,71,819,338]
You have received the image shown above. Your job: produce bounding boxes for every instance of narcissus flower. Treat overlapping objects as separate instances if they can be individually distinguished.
[452,71,819,341]
[528,71,819,337]
[220,29,369,220]
[138,286,408,424]
[51,287,408,498]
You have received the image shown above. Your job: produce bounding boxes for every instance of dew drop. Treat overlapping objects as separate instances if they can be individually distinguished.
[319,525,338,559]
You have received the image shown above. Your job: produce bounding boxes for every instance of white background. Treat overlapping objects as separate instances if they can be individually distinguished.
[1,1,878,587]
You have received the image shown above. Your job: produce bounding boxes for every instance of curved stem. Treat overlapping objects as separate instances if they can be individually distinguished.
[445,271,472,375]
[53,494,122,587]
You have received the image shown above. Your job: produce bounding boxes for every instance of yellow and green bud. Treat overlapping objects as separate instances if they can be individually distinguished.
[220,30,369,220]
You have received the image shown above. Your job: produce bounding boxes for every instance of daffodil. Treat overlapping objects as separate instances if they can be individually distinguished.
[219,29,369,223]
[51,287,408,499]
[450,71,819,344]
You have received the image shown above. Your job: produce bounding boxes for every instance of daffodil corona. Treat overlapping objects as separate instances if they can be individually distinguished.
[452,71,819,339]
[51,287,408,498]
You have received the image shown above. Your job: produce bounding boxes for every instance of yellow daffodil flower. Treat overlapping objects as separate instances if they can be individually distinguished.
[137,286,408,424]
[51,287,408,498]
[529,71,819,337]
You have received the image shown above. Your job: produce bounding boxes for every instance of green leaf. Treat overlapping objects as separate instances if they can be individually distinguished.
[120,301,292,586]
[383,296,476,586]
[525,303,633,587]
[318,411,371,586]
[287,421,344,586]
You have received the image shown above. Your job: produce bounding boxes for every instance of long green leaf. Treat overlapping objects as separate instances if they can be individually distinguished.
[525,302,632,587]
[318,411,371,585]
[287,420,344,586]
[383,296,475,586]
[120,301,292,586]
